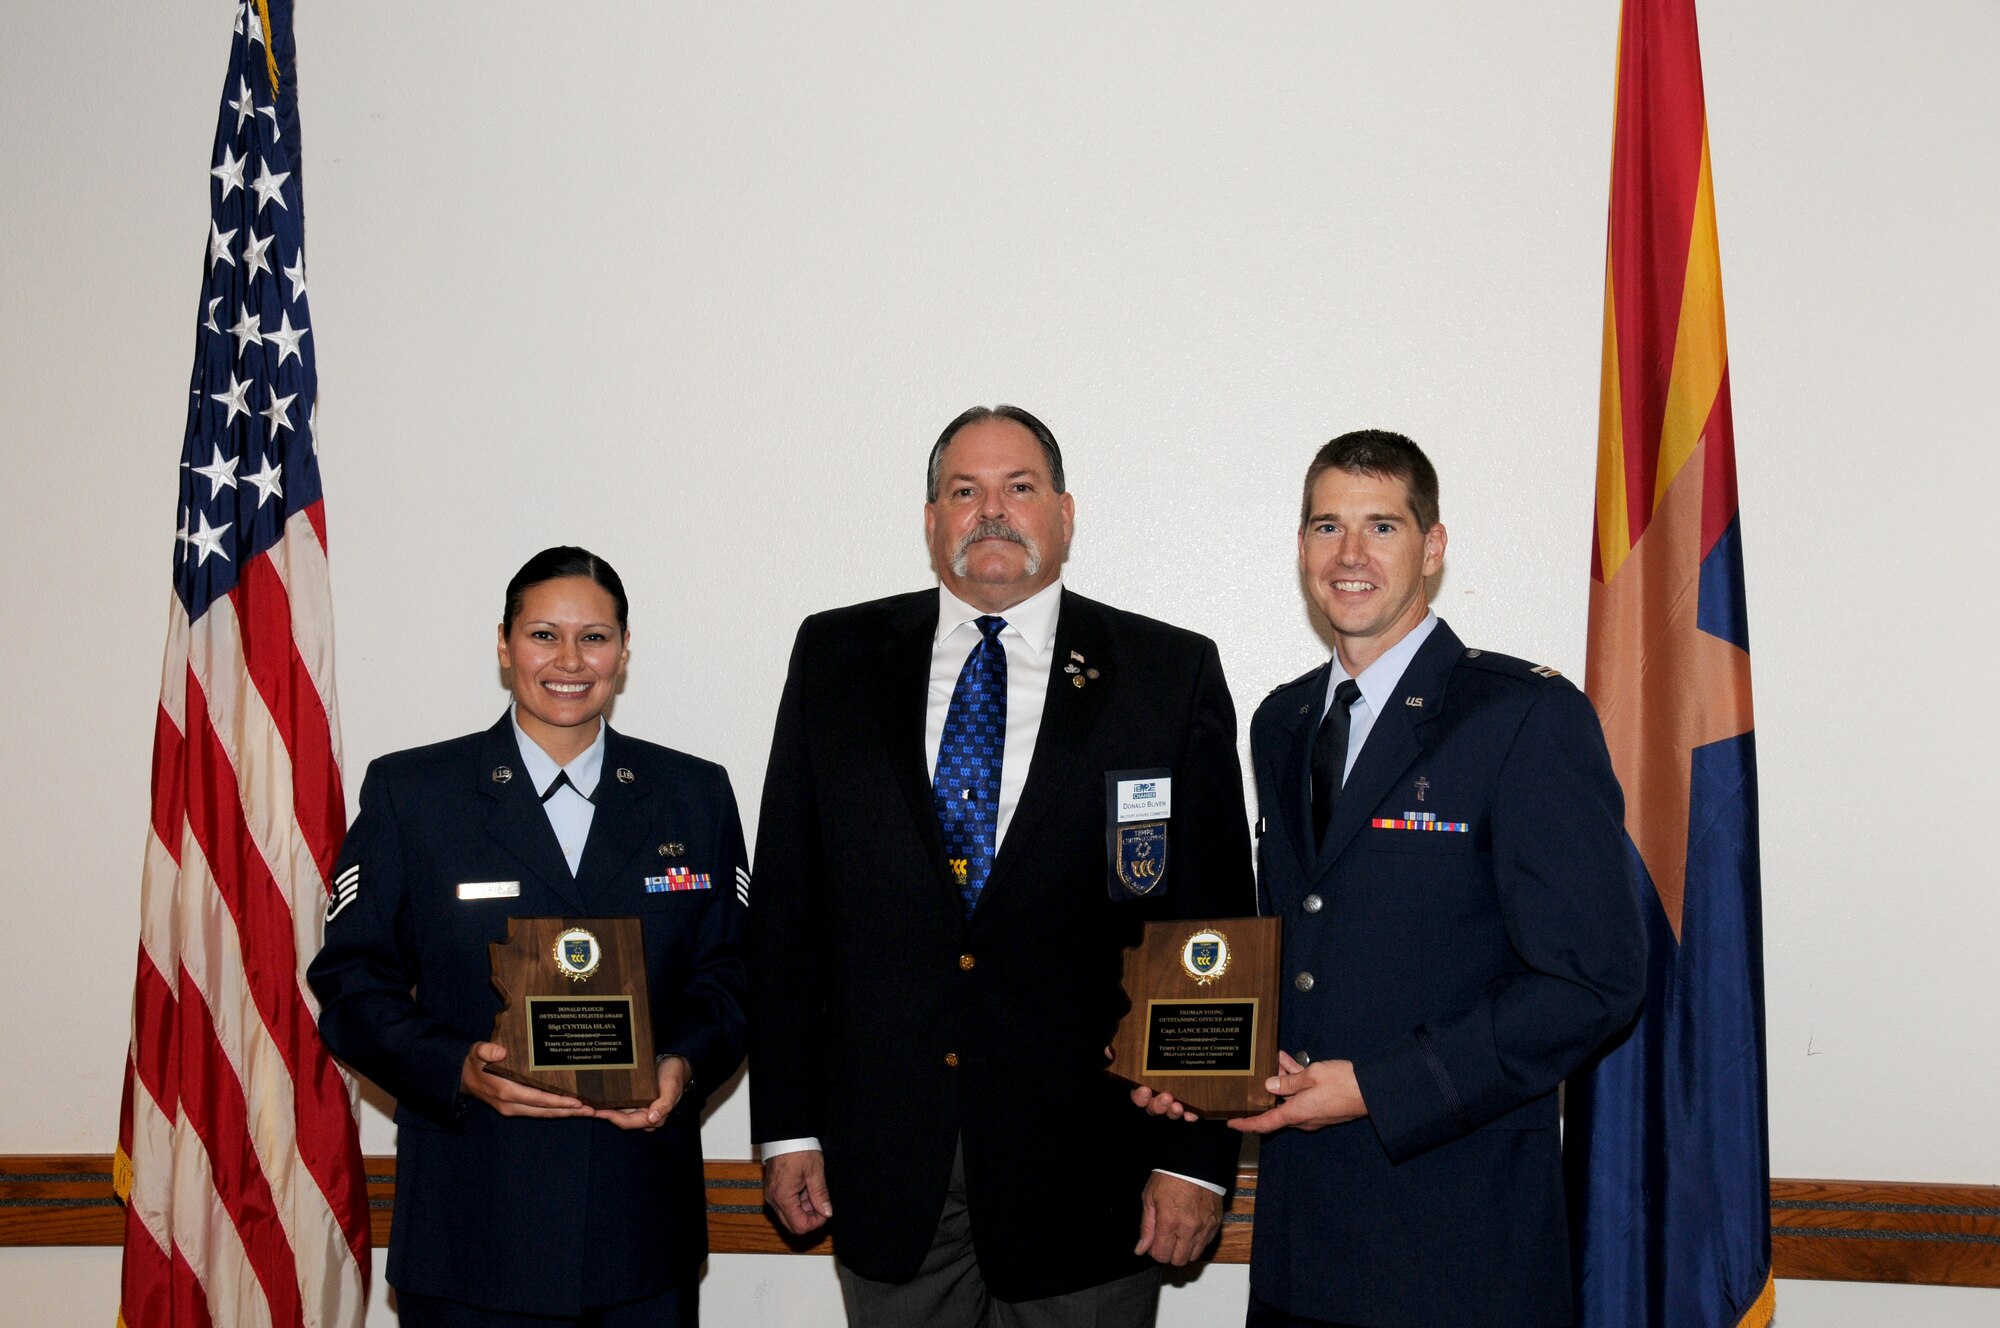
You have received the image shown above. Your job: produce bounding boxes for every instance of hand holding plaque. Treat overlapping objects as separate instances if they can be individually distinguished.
[1107,916,1282,1118]
[485,916,658,1110]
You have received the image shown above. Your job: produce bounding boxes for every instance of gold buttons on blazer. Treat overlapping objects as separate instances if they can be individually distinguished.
[944,1052,961,1068]
[958,953,976,971]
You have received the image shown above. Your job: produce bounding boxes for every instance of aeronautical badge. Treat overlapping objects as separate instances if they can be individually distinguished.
[552,926,602,982]
[1181,928,1230,984]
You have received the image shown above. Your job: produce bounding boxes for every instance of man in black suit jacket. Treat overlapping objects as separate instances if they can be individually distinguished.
[1141,431,1645,1327]
[749,405,1255,1325]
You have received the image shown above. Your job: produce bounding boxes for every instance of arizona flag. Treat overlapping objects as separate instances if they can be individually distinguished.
[1565,1,1775,1325]
[115,4,370,1326]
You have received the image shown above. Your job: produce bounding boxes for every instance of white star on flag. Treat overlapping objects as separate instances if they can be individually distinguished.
[251,162,290,213]
[242,456,284,508]
[267,311,309,366]
[186,512,233,565]
[261,390,297,443]
[209,220,238,270]
[283,254,307,303]
[228,76,255,131]
[212,146,246,199]
[228,306,263,357]
[191,445,241,494]
[242,229,276,280]
[210,376,253,427]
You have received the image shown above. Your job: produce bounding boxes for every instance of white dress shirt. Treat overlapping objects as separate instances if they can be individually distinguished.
[924,578,1063,849]
[511,709,605,876]
[1320,612,1441,782]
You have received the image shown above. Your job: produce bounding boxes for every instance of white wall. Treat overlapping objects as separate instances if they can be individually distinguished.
[3,2,1995,1324]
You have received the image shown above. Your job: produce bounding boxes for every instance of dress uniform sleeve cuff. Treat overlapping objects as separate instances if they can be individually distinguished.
[1355,1029,1467,1164]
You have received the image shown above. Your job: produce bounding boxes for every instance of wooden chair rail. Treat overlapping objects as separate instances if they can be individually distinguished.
[3,1156,1995,1288]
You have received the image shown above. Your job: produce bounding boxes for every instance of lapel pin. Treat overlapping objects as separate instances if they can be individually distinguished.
[1072,675,1085,688]
[1405,696,1424,707]
[1064,663,1081,674]
[1085,668,1099,680]
[658,842,684,858]
[1414,775,1430,803]
[491,766,513,783]
[1070,650,1085,663]
[1299,704,1310,715]
[616,767,635,783]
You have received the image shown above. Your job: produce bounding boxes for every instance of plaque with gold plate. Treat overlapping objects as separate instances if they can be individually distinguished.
[485,916,657,1109]
[1106,916,1282,1118]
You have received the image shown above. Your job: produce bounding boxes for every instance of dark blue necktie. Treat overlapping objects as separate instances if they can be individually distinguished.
[935,615,1007,917]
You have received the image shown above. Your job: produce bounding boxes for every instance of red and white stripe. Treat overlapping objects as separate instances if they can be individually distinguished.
[118,506,370,1328]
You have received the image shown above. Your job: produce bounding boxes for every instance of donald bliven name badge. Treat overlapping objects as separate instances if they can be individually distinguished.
[1106,769,1173,900]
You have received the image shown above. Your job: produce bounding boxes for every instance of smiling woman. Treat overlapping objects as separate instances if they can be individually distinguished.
[499,548,632,765]
[304,545,749,1328]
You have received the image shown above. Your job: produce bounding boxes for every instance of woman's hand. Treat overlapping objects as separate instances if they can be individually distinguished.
[459,1042,592,1118]
[596,1055,692,1132]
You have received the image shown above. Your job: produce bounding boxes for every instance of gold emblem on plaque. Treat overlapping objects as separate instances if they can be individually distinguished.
[1180,928,1229,985]
[552,927,603,982]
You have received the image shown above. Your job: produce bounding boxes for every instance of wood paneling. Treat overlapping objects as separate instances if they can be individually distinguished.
[6,1156,1996,1288]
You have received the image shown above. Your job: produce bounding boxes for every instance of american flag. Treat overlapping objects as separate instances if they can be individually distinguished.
[115,4,371,1326]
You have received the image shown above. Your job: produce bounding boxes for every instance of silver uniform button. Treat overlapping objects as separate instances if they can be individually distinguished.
[1297,1051,1313,1066]
[1302,893,1323,914]
[1294,971,1315,992]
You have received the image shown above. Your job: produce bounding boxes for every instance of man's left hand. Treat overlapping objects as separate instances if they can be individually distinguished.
[1133,1172,1222,1266]
[596,1055,691,1132]
[1229,1052,1367,1135]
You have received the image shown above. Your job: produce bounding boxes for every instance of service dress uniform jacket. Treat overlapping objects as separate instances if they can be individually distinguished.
[748,588,1256,1302]
[1248,620,1645,1328]
[308,716,748,1318]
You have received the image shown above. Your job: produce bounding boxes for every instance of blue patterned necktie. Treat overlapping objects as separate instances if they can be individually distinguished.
[935,615,1008,917]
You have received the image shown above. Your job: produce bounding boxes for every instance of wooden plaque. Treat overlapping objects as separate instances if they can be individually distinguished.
[486,916,657,1109]
[1107,916,1282,1118]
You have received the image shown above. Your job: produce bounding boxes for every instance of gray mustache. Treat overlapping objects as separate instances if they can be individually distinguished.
[952,521,1042,577]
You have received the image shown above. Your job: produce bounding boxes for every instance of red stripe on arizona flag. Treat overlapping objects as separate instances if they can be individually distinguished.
[1606,0,1709,541]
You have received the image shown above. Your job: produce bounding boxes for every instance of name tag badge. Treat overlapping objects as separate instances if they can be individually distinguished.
[1105,768,1172,901]
[1114,775,1172,823]
[456,880,521,901]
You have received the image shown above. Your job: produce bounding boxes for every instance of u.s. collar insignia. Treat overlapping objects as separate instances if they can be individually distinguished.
[615,767,635,783]
[1181,929,1229,985]
[491,765,513,783]
[552,927,601,982]
[1404,696,1424,707]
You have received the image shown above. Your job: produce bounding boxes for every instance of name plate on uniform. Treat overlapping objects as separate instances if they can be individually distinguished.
[486,916,656,1109]
[1106,916,1281,1118]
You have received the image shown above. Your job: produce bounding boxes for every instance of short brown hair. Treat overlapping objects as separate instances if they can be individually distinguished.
[1300,429,1440,532]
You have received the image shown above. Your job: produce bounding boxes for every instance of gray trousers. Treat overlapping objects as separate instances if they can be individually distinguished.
[836,1142,1162,1328]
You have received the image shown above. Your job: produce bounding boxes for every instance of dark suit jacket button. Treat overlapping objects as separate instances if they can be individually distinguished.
[944,1052,961,1067]
[958,953,976,971]
[1297,1051,1313,1066]
[1294,971,1315,992]
[1301,893,1323,914]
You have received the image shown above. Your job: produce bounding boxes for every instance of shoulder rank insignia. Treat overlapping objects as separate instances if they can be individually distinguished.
[1531,664,1562,678]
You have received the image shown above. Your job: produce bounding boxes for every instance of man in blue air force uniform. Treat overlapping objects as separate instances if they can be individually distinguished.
[1231,431,1644,1327]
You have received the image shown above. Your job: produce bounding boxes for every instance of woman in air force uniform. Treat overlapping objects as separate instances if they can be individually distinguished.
[308,546,747,1328]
